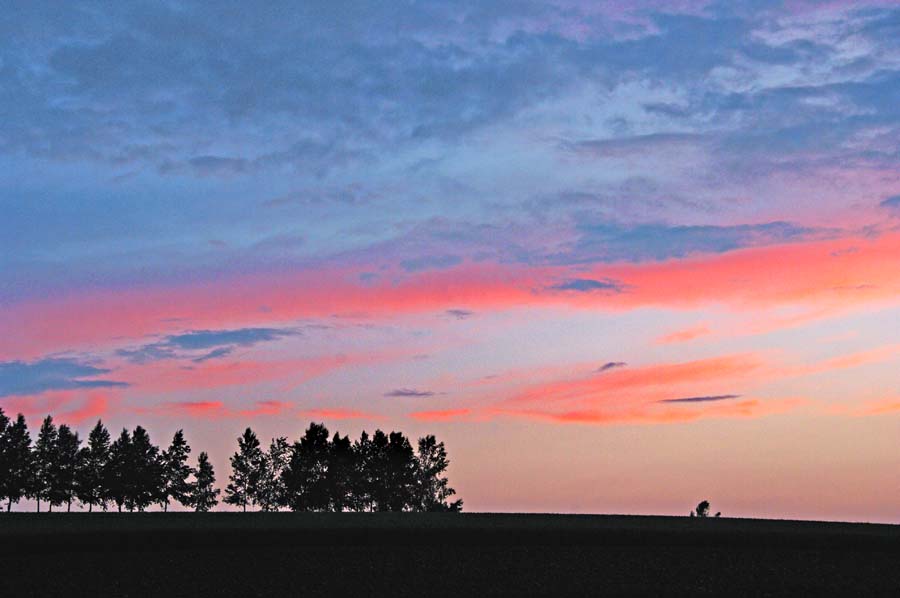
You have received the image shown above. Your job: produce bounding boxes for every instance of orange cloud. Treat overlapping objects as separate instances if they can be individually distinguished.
[409,408,472,422]
[656,325,711,344]
[498,397,805,426]
[505,353,764,407]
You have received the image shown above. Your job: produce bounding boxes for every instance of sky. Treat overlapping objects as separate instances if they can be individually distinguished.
[2,0,900,520]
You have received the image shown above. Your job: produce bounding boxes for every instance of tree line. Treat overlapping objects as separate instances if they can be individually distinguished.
[0,408,461,513]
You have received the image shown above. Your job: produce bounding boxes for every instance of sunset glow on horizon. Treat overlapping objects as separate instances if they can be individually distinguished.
[3,0,900,521]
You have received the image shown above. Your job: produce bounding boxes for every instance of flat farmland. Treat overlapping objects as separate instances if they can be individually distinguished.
[1,513,899,596]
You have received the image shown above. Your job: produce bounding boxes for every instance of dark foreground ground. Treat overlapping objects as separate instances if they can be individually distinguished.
[2,513,899,597]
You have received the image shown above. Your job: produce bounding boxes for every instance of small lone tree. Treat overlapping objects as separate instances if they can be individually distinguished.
[224,427,263,512]
[191,452,219,512]
[160,430,193,511]
[690,500,711,518]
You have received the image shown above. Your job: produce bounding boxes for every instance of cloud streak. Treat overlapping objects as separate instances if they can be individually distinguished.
[659,394,742,404]
[384,388,437,398]
[117,327,298,364]
[0,358,128,397]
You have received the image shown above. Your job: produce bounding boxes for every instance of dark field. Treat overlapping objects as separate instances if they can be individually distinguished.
[2,513,899,597]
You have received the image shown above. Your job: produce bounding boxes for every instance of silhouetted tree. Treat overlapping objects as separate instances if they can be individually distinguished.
[326,432,354,511]
[691,500,711,518]
[0,412,464,515]
[415,435,463,512]
[128,426,163,511]
[282,423,332,511]
[190,452,219,512]
[349,431,374,511]
[367,430,393,511]
[384,431,419,511]
[257,437,289,512]
[352,429,420,511]
[76,421,111,512]
[160,430,194,511]
[106,428,131,512]
[32,415,58,512]
[224,428,263,512]
[51,424,82,512]
[2,414,32,511]
[0,408,9,509]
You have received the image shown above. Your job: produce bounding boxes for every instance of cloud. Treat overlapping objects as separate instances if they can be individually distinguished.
[165,328,298,350]
[550,278,625,293]
[117,327,298,364]
[445,308,474,320]
[141,400,293,419]
[0,358,128,397]
[384,388,436,398]
[597,361,627,372]
[881,195,900,210]
[500,398,802,426]
[562,221,828,264]
[659,394,742,403]
[192,347,235,363]
[656,325,711,344]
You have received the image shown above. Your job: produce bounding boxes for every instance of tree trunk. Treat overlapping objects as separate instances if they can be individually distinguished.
[243,503,247,513]
[7,498,11,512]
[89,503,93,513]
[118,503,122,513]
[49,504,53,512]
[164,502,168,513]
[36,498,40,512]
[67,500,72,513]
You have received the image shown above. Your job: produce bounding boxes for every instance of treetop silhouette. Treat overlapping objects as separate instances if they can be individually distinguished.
[0,411,462,513]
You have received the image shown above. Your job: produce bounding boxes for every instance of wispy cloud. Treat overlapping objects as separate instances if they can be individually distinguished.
[656,325,711,344]
[117,327,298,364]
[597,361,627,372]
[0,358,128,397]
[445,308,475,320]
[550,278,625,293]
[385,388,436,398]
[139,400,293,419]
[659,394,741,404]
[881,195,900,210]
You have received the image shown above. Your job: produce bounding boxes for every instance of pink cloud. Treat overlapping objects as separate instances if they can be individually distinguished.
[1,390,119,426]
[138,399,293,420]
[298,408,382,420]
[4,232,900,360]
